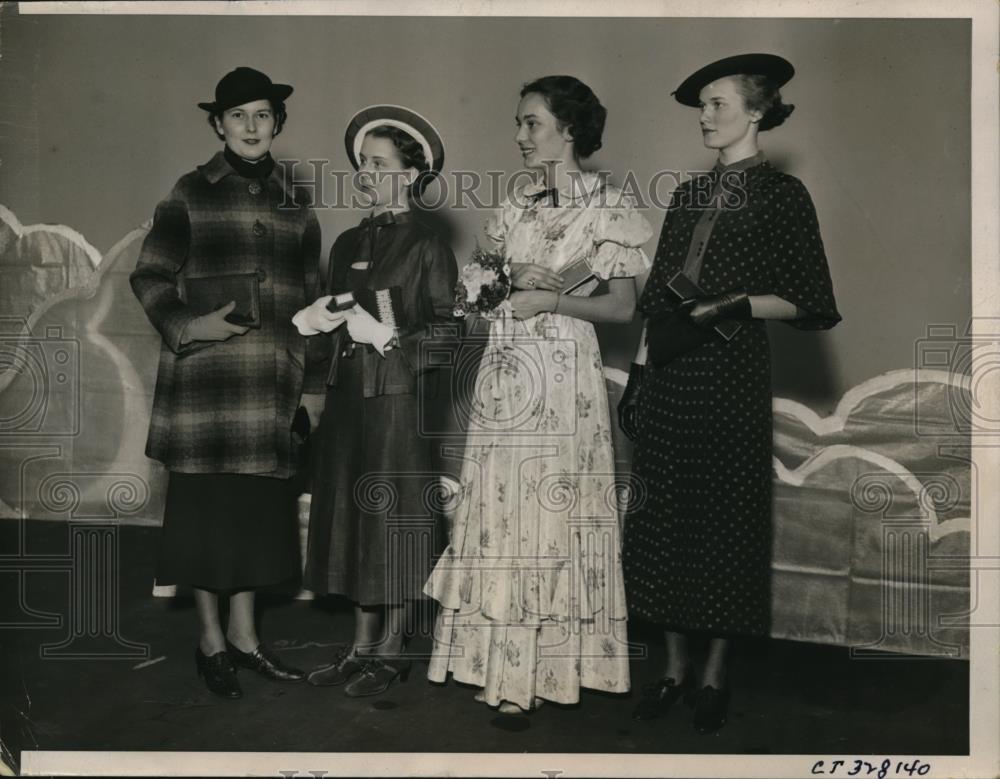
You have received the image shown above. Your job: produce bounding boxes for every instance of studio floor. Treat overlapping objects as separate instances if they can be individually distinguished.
[1,520,969,770]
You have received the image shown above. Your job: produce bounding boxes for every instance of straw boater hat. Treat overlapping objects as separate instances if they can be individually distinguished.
[344,104,445,173]
[672,53,794,107]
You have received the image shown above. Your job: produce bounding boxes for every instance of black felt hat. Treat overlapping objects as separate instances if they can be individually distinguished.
[673,53,794,107]
[198,67,294,112]
[344,104,445,173]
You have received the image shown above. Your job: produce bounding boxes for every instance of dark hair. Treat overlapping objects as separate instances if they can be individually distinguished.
[732,75,794,131]
[365,124,434,199]
[208,99,287,140]
[519,75,607,158]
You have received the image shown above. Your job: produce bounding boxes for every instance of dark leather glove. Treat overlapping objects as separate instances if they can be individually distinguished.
[618,362,644,442]
[684,290,752,328]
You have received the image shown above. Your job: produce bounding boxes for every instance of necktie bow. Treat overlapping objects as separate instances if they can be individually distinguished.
[528,187,560,207]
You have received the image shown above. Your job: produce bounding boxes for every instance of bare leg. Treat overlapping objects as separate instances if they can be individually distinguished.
[664,630,691,681]
[194,588,226,655]
[225,590,260,652]
[700,637,729,688]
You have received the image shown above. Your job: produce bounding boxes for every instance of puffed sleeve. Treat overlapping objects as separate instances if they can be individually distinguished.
[396,234,460,377]
[484,198,519,251]
[129,183,203,355]
[590,189,654,280]
[765,176,841,330]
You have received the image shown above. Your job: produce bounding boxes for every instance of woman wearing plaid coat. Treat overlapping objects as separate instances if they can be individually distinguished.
[130,68,322,699]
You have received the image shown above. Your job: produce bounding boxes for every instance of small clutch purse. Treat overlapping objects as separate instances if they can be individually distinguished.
[182,272,262,328]
[666,272,741,341]
[646,272,743,366]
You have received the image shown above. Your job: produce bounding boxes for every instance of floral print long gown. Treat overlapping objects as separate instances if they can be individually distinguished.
[424,174,652,708]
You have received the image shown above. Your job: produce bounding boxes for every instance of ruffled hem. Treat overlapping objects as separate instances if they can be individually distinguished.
[423,545,629,626]
[426,607,631,709]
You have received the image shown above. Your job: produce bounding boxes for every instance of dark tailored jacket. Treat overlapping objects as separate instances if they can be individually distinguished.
[130,151,322,477]
[317,210,459,397]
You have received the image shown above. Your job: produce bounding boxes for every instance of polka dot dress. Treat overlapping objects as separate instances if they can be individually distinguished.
[622,157,840,637]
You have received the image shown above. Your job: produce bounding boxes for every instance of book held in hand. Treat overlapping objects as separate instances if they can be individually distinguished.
[182,272,262,328]
[558,257,599,296]
[326,292,357,313]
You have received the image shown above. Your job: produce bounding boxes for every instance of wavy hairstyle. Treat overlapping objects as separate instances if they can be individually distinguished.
[520,75,607,158]
[732,75,795,131]
[365,124,434,199]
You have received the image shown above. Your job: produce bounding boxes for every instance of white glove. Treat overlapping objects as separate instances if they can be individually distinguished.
[292,296,347,336]
[345,305,395,356]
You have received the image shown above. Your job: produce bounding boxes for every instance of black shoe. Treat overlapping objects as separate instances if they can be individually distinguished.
[225,640,306,683]
[195,647,242,699]
[307,645,368,687]
[343,657,412,698]
[692,685,730,734]
[632,676,690,721]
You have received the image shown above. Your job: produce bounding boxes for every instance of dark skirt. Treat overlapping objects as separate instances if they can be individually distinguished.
[304,352,442,605]
[623,324,774,637]
[156,472,299,591]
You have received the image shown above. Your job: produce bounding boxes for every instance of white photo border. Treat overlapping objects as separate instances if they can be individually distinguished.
[14,1,1000,777]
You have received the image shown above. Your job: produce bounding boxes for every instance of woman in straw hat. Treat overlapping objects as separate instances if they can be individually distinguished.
[294,105,458,698]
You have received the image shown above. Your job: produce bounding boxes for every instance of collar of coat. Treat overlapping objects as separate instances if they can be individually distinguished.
[198,150,303,203]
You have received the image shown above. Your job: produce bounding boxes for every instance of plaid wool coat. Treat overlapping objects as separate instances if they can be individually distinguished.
[131,150,322,477]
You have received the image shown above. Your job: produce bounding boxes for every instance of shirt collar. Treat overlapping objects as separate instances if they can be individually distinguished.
[713,150,768,175]
[360,209,410,228]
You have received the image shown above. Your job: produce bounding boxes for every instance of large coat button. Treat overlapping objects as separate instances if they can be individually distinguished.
[252,220,266,237]
[248,181,263,195]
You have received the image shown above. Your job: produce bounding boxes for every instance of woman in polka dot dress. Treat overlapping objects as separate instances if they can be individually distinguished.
[619,54,841,734]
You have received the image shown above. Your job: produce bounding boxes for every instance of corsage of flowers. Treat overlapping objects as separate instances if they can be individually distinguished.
[453,244,512,318]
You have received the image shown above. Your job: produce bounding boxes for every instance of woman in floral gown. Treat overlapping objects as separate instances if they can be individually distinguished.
[424,75,652,713]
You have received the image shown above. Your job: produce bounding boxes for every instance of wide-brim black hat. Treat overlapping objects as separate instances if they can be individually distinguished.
[198,66,294,112]
[673,53,794,107]
[344,104,445,174]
